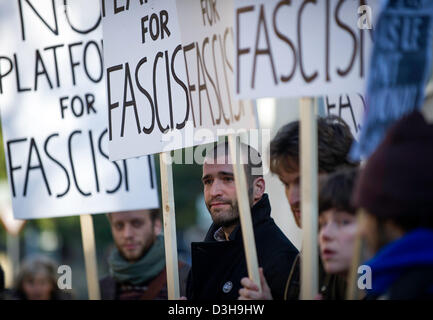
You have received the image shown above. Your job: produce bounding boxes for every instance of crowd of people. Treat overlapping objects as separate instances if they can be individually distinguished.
[0,109,432,300]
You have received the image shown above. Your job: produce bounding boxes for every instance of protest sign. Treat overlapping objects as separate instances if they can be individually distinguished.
[351,0,433,159]
[176,0,262,290]
[325,93,366,140]
[102,0,256,161]
[234,0,378,99]
[0,0,159,219]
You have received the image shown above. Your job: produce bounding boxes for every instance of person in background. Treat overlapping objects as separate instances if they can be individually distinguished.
[186,141,299,300]
[239,115,358,300]
[318,168,359,299]
[101,209,189,300]
[12,256,71,300]
[353,111,433,300]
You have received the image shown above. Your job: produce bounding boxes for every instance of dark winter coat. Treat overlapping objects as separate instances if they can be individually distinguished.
[186,194,299,300]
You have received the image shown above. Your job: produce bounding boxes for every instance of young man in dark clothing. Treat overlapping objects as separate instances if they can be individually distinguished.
[239,115,357,300]
[100,209,189,300]
[186,142,299,300]
[354,111,433,300]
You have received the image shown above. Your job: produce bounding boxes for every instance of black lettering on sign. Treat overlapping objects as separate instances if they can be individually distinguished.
[6,129,136,198]
[339,95,357,132]
[6,138,27,197]
[83,41,104,83]
[141,10,171,43]
[153,51,170,133]
[0,56,13,94]
[44,44,64,88]
[326,0,331,81]
[135,57,155,134]
[34,49,53,90]
[98,129,123,194]
[183,43,197,127]
[14,54,31,93]
[252,4,277,89]
[107,47,190,138]
[64,0,101,34]
[335,0,357,77]
[298,0,318,83]
[59,94,97,119]
[23,138,51,197]
[164,50,174,129]
[222,30,235,122]
[211,34,230,125]
[68,130,91,197]
[44,133,70,198]
[2,40,104,94]
[203,37,222,125]
[273,0,297,83]
[18,0,59,41]
[326,94,365,133]
[68,42,83,86]
[121,62,141,137]
[171,44,190,130]
[195,41,215,126]
[200,0,220,26]
[236,5,254,94]
[88,130,100,193]
[107,64,123,141]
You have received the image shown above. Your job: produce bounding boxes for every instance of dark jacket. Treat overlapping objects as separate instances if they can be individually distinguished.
[100,261,190,300]
[186,194,299,300]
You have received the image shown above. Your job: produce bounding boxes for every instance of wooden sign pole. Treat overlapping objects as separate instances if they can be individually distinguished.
[6,233,19,282]
[300,97,319,300]
[159,151,180,300]
[79,214,101,300]
[227,134,262,293]
[346,209,367,300]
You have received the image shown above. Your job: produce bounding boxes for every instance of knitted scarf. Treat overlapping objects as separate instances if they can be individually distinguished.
[109,235,166,285]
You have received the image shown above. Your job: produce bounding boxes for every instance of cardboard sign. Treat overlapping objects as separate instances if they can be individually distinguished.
[101,0,256,161]
[325,93,366,140]
[234,0,379,99]
[0,0,159,219]
[176,0,256,130]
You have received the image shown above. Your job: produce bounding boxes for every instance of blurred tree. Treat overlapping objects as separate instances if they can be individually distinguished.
[154,147,204,231]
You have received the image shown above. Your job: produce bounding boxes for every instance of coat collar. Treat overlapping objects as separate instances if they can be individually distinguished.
[204,193,271,242]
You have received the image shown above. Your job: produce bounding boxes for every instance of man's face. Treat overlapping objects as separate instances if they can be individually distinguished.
[278,167,301,228]
[110,210,157,263]
[202,158,240,228]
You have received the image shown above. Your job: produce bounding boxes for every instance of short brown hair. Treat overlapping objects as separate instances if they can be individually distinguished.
[319,168,359,216]
[270,115,358,175]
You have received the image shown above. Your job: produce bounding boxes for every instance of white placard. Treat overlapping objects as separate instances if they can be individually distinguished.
[325,93,366,140]
[102,0,256,161]
[176,0,256,131]
[0,0,159,219]
[234,0,379,99]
